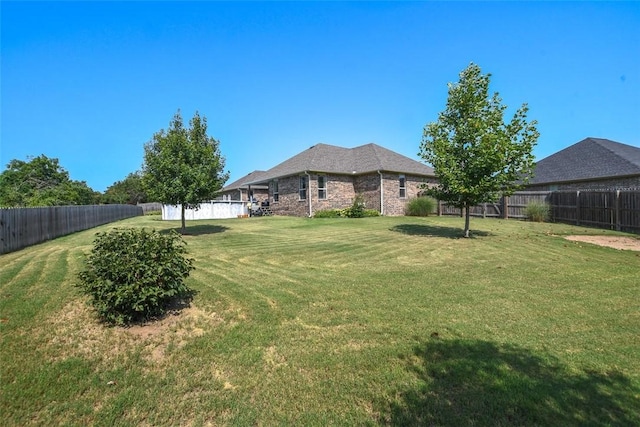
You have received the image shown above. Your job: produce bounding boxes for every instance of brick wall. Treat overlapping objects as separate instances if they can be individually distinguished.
[312,174,357,212]
[269,175,309,216]
[354,174,381,212]
[265,172,436,217]
[382,173,438,216]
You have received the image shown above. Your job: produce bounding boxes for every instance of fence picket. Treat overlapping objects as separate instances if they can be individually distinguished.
[0,205,143,254]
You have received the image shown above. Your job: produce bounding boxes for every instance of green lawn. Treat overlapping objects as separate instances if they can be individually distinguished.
[1,215,639,426]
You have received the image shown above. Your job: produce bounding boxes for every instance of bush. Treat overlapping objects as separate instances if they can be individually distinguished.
[406,196,437,216]
[526,201,550,222]
[346,194,366,218]
[314,209,343,218]
[314,207,380,218]
[313,196,380,219]
[77,228,195,325]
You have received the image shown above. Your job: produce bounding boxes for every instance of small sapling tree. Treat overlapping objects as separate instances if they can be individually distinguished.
[142,110,229,233]
[420,63,539,237]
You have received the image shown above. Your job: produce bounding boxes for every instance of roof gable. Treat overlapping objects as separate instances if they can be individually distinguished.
[530,137,640,184]
[247,143,434,184]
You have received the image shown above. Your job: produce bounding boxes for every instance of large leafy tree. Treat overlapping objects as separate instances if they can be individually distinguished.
[142,110,229,233]
[103,171,149,205]
[420,63,539,237]
[0,155,99,207]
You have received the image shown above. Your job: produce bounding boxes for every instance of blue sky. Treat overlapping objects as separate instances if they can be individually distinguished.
[2,1,639,192]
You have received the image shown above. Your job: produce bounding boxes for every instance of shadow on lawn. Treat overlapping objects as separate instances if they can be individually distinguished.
[164,225,229,236]
[390,224,491,239]
[378,338,639,426]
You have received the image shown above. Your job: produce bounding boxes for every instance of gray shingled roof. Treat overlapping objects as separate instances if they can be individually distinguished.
[245,143,435,184]
[222,170,269,191]
[529,137,640,185]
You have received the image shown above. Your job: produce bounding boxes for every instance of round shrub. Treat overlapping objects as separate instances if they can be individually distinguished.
[77,228,195,325]
[406,196,437,216]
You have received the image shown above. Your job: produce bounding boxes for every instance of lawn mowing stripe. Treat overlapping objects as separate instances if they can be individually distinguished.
[3,215,639,426]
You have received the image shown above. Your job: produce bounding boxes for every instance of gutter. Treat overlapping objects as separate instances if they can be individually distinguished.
[378,170,384,215]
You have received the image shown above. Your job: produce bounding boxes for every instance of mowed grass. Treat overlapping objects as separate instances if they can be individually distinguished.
[1,215,639,426]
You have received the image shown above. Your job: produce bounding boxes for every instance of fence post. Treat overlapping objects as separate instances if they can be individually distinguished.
[503,196,509,219]
[576,190,580,226]
[615,190,621,231]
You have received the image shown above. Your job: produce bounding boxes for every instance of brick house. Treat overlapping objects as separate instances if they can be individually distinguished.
[526,137,640,191]
[221,143,436,217]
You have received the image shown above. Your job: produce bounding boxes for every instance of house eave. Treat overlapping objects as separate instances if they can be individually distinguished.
[527,172,640,187]
[245,169,435,186]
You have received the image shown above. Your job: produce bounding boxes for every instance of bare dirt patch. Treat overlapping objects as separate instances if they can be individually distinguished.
[43,301,223,366]
[564,235,640,251]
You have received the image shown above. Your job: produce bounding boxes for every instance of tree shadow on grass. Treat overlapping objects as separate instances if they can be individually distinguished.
[390,224,491,239]
[378,338,640,426]
[163,224,229,236]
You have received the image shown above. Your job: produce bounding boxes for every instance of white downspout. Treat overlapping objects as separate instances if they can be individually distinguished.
[378,170,384,216]
[305,171,312,217]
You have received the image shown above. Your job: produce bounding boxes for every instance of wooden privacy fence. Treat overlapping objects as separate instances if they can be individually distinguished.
[550,190,640,234]
[438,191,551,220]
[438,190,640,234]
[0,204,143,254]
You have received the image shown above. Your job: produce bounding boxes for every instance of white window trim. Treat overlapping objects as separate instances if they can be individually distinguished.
[299,176,307,201]
[399,174,406,198]
[318,175,327,200]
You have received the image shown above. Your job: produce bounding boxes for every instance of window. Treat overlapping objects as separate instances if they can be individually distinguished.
[399,175,406,198]
[299,176,307,200]
[318,175,327,199]
[273,179,279,202]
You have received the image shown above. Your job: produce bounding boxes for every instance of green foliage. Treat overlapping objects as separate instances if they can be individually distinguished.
[406,196,437,216]
[0,155,100,207]
[313,195,379,219]
[420,63,539,237]
[142,110,230,233]
[346,194,366,218]
[526,201,550,222]
[103,171,149,205]
[314,209,343,218]
[314,207,380,218]
[77,228,195,325]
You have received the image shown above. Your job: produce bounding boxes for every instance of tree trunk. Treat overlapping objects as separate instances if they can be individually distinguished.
[181,204,186,234]
[463,203,471,238]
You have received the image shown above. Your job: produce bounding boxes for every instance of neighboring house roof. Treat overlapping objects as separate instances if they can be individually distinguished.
[222,170,269,191]
[529,137,640,185]
[246,143,435,185]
